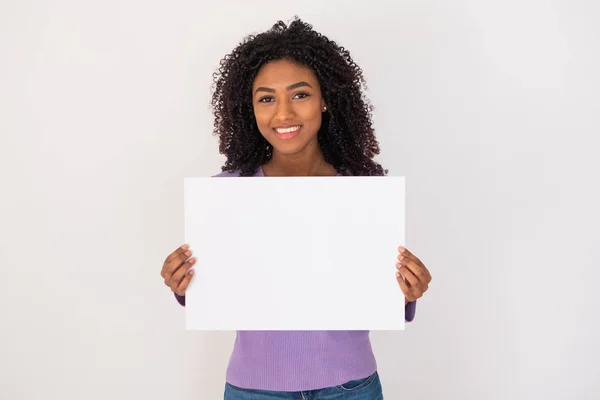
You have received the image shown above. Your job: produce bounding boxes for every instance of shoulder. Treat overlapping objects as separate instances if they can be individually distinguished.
[212,166,262,177]
[212,170,241,178]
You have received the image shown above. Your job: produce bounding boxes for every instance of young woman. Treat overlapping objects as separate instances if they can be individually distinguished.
[160,17,432,399]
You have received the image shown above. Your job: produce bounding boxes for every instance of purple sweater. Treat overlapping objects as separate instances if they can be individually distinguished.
[175,166,417,391]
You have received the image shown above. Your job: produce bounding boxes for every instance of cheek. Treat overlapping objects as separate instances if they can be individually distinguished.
[301,104,322,127]
[253,107,271,130]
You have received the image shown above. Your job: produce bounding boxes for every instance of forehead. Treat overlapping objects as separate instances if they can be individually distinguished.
[252,59,319,88]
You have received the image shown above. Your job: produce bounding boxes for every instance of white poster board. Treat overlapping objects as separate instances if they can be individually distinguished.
[184,176,406,330]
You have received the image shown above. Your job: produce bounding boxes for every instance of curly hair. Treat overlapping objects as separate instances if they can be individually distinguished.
[210,16,387,176]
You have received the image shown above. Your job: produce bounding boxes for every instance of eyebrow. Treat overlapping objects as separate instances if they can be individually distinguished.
[254,81,313,94]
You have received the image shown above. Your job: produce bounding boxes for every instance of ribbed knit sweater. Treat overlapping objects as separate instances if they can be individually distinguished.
[175,166,417,391]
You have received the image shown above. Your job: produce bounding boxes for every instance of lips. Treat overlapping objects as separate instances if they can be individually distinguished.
[273,125,302,139]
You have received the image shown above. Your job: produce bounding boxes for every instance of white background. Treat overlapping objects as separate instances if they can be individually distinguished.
[1,0,599,399]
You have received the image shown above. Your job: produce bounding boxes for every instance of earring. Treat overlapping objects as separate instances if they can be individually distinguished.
[322,106,327,112]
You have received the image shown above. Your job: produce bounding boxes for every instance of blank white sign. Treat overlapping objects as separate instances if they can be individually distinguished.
[183,176,406,330]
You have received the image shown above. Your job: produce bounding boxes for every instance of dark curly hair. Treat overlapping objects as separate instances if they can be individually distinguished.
[211,16,387,176]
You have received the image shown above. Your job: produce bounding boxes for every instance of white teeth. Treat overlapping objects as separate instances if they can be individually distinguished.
[275,126,300,133]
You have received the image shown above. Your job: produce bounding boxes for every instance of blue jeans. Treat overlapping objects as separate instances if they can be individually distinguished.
[223,371,383,399]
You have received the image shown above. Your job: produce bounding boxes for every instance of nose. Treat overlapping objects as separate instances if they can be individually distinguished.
[274,97,295,121]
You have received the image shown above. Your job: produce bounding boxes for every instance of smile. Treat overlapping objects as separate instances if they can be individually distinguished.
[273,125,302,139]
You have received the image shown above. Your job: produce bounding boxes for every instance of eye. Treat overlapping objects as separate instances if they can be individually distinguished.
[293,92,310,99]
[258,96,275,103]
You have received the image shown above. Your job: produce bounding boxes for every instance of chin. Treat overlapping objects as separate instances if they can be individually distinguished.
[271,142,307,155]
[267,133,318,156]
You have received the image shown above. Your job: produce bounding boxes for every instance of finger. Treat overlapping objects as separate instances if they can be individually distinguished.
[398,248,427,278]
[396,271,412,298]
[398,263,429,295]
[397,248,432,284]
[397,255,427,280]
[175,270,195,296]
[398,254,431,283]
[166,249,193,276]
[397,246,413,257]
[170,257,196,290]
[162,244,190,276]
[396,262,420,287]
[396,271,418,302]
[418,263,432,283]
[165,244,190,264]
[163,245,190,273]
[423,268,432,283]
[163,252,191,288]
[398,246,424,267]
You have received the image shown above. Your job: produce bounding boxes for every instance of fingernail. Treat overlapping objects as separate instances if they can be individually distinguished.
[398,255,404,261]
[189,258,196,264]
[182,244,189,250]
[396,271,400,278]
[399,247,406,253]
[185,250,192,256]
[189,270,194,275]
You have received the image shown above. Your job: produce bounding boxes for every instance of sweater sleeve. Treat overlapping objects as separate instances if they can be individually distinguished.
[405,300,416,322]
[174,293,185,306]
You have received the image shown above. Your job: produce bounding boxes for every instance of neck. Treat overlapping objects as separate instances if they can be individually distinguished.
[263,143,334,177]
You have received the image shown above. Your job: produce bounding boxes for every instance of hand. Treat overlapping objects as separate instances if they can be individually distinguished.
[396,246,431,303]
[161,244,196,296]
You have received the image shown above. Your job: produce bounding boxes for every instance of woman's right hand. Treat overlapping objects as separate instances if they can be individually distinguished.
[161,244,196,296]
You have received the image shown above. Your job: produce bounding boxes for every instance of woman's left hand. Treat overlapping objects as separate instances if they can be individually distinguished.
[396,246,432,304]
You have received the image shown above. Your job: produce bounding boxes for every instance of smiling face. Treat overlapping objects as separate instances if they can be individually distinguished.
[252,59,326,157]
